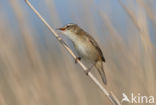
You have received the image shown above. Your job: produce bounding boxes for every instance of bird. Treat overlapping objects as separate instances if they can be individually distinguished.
[57,23,107,85]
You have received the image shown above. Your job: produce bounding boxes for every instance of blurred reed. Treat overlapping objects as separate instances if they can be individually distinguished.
[0,0,155,105]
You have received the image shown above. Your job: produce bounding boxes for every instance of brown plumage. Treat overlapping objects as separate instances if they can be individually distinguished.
[57,23,107,85]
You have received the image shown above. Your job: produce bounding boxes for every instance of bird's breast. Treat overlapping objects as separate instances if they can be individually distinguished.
[73,38,99,61]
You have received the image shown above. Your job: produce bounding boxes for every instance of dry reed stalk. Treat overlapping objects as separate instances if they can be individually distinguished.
[136,0,156,24]
[118,0,141,31]
[118,0,154,57]
[118,0,155,94]
[118,0,154,47]
[24,0,121,105]
[98,12,125,46]
[118,0,155,58]
[10,0,45,71]
[44,0,61,25]
[137,8,155,94]
[0,94,7,105]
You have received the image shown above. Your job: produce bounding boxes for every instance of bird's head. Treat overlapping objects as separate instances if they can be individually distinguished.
[56,23,80,37]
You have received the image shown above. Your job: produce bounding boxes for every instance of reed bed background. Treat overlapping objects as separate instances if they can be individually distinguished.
[0,0,156,105]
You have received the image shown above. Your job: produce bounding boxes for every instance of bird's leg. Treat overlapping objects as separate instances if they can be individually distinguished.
[84,62,96,75]
[75,57,81,64]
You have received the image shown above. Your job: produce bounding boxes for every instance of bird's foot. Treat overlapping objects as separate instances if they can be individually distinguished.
[75,57,81,64]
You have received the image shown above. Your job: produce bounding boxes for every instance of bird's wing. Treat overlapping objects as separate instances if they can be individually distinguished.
[85,33,106,62]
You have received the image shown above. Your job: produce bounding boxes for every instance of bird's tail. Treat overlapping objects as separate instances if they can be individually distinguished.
[95,60,107,85]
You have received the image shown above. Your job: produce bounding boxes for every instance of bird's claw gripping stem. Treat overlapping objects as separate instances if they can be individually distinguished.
[75,57,81,64]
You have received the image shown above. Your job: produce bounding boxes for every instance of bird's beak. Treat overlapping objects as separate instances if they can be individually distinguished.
[56,27,65,31]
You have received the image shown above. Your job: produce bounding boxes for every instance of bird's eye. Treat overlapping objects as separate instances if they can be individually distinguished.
[65,26,70,30]
[66,26,69,28]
